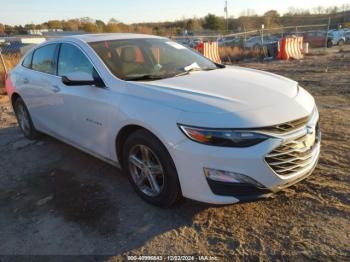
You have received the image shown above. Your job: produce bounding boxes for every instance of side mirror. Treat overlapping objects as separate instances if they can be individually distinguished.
[62,71,104,87]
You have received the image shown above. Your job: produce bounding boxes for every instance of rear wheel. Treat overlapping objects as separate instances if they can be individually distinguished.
[14,97,39,140]
[122,129,181,207]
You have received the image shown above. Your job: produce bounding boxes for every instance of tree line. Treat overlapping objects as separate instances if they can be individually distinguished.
[1,4,349,36]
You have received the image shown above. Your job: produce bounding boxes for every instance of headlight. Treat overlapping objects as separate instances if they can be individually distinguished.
[178,125,270,147]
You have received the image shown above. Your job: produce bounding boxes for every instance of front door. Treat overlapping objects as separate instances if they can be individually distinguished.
[55,43,117,158]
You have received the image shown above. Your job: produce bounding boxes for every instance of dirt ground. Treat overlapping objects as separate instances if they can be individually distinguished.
[0,49,349,261]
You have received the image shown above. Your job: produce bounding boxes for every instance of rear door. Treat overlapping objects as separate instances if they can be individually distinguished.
[19,43,65,133]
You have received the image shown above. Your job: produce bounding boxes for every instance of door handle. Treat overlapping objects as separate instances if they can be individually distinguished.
[23,77,29,84]
[51,85,61,93]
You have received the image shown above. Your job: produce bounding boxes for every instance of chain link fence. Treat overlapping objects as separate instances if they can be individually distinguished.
[172,23,350,63]
[0,36,48,93]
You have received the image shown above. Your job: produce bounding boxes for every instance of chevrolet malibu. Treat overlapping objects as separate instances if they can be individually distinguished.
[5,34,321,207]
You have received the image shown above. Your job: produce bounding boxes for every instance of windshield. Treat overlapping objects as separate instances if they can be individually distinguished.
[89,38,219,81]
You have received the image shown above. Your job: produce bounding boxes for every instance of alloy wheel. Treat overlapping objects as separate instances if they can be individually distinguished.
[16,103,31,135]
[128,145,165,197]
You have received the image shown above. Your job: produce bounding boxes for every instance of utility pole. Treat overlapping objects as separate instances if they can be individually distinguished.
[325,17,331,50]
[224,1,228,32]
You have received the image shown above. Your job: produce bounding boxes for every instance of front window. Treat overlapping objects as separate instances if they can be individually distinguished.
[89,38,219,81]
[58,43,94,77]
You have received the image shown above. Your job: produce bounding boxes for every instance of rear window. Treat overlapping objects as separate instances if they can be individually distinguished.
[32,44,58,75]
[22,52,33,68]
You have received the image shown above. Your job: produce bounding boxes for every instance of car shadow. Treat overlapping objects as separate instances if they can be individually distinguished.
[0,126,209,255]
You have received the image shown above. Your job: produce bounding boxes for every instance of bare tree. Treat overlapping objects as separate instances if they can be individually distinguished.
[62,19,80,31]
[285,7,310,16]
[109,18,120,24]
[240,9,257,17]
[47,20,62,29]
[312,6,325,15]
[264,10,281,28]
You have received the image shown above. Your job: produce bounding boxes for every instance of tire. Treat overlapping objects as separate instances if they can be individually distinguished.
[122,129,181,207]
[327,40,333,48]
[14,97,39,140]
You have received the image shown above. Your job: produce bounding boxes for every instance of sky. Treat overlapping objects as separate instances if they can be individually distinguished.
[1,0,349,25]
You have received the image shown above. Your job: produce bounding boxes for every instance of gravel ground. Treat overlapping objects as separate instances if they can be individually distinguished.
[0,50,349,261]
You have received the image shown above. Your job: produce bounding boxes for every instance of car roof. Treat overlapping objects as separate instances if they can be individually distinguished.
[62,33,165,43]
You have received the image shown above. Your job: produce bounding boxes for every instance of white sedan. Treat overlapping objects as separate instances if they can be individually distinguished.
[5,34,321,206]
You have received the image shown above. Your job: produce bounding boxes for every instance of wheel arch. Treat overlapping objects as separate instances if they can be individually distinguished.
[116,124,173,169]
[116,125,142,167]
[10,92,21,108]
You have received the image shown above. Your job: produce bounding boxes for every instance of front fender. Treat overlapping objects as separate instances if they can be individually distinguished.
[110,93,184,162]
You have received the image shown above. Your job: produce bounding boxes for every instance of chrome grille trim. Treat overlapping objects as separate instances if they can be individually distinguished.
[265,122,320,177]
[268,153,313,166]
[259,115,310,134]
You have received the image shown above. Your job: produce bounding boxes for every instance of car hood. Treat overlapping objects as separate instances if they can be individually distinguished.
[123,66,314,128]
[134,66,297,111]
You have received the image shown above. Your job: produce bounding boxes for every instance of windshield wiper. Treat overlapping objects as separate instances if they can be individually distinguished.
[175,66,216,77]
[125,74,166,81]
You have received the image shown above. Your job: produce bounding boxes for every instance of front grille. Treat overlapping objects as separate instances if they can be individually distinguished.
[259,115,310,134]
[265,123,320,176]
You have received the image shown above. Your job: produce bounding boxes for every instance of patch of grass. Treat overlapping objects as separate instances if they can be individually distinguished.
[337,47,350,53]
[306,48,329,56]
[0,54,21,91]
[219,46,263,63]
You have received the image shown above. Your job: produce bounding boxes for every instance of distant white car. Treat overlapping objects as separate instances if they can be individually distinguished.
[6,34,320,206]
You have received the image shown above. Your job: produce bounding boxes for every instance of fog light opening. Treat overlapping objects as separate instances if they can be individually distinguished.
[204,168,265,188]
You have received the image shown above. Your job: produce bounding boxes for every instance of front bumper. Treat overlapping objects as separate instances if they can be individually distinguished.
[170,112,320,204]
[205,180,273,202]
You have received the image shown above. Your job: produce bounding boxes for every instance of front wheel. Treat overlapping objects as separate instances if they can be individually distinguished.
[122,129,181,207]
[14,97,39,140]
